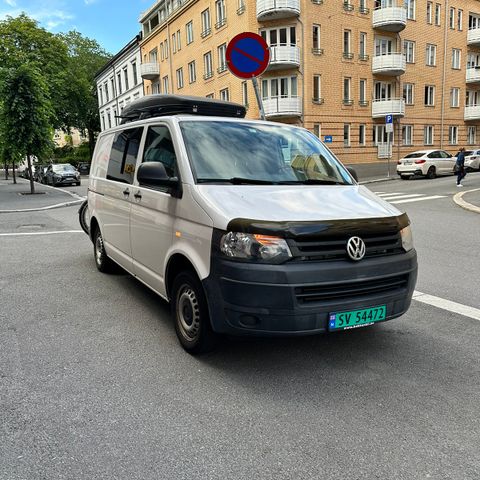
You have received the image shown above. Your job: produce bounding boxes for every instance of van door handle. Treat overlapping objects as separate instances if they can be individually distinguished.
[123,188,130,196]
[134,191,142,200]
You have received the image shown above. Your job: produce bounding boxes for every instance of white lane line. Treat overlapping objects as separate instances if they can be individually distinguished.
[0,230,84,237]
[376,193,402,197]
[391,195,446,204]
[380,194,425,201]
[413,291,480,322]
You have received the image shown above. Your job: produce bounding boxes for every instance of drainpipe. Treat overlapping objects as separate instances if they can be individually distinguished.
[167,21,174,93]
[296,15,305,127]
[440,0,449,148]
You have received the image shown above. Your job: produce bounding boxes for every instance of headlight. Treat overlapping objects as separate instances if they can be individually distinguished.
[220,232,292,264]
[400,225,414,252]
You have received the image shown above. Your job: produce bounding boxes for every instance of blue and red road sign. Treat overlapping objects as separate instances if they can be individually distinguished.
[226,32,270,79]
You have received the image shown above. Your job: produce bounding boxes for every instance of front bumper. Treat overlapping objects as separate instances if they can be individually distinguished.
[55,176,80,185]
[202,250,418,336]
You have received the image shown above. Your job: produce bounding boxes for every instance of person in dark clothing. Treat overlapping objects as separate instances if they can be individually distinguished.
[455,147,466,187]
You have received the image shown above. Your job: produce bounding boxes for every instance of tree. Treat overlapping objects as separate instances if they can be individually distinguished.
[0,64,54,193]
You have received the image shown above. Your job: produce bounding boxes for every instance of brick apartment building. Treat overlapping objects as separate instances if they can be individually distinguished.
[133,0,480,164]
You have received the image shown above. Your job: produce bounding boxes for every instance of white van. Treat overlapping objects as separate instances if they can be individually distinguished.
[87,95,417,354]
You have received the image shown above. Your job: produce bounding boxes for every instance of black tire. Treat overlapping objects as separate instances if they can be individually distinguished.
[426,166,436,179]
[93,227,115,273]
[171,270,218,354]
[76,182,81,186]
[78,200,89,235]
[400,175,410,180]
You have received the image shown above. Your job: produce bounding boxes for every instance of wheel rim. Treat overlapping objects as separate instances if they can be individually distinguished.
[177,285,200,341]
[428,167,435,178]
[95,234,104,266]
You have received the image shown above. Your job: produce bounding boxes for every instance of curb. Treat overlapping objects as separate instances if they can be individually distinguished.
[359,177,397,185]
[453,188,480,214]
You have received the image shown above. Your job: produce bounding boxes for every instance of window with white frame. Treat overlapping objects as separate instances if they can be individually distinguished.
[162,75,169,94]
[403,83,414,105]
[220,88,229,101]
[359,32,367,59]
[404,40,415,63]
[123,68,129,91]
[160,42,164,61]
[426,44,436,66]
[448,126,458,145]
[206,93,214,99]
[172,33,176,53]
[450,87,460,107]
[359,79,367,105]
[186,21,194,44]
[261,76,298,99]
[424,125,434,145]
[458,9,463,30]
[204,51,213,79]
[449,7,455,29]
[343,77,352,104]
[313,123,321,138]
[201,9,211,36]
[402,125,413,145]
[468,126,476,145]
[344,124,351,147]
[359,0,368,14]
[405,0,415,20]
[435,3,441,25]
[425,85,435,105]
[359,124,366,146]
[215,0,226,28]
[152,82,160,94]
[313,24,322,54]
[373,125,390,145]
[176,68,184,89]
[343,30,352,58]
[164,40,169,59]
[98,86,103,105]
[452,49,461,69]
[260,27,297,47]
[104,83,109,102]
[188,61,196,83]
[313,75,322,102]
[176,29,181,51]
[217,43,227,72]
[427,2,432,24]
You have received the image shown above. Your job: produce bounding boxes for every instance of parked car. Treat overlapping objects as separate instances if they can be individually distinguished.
[33,165,49,183]
[397,150,456,179]
[456,149,480,171]
[77,162,91,175]
[44,163,81,186]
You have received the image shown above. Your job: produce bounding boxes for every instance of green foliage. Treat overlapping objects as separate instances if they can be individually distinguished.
[52,142,91,166]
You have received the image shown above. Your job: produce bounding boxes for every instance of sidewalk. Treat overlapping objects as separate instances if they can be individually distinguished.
[0,178,83,212]
[345,161,398,183]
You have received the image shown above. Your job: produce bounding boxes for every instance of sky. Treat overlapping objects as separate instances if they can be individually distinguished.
[0,0,154,54]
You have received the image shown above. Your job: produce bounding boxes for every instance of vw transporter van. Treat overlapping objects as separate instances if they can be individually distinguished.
[86,95,418,354]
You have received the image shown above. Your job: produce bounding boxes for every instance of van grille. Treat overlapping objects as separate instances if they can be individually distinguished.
[295,274,409,304]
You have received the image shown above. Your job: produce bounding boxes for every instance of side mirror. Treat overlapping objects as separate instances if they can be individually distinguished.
[346,166,358,182]
[137,162,178,187]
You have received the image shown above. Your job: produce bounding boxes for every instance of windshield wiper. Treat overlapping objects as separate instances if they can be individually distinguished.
[197,177,276,185]
[298,179,346,185]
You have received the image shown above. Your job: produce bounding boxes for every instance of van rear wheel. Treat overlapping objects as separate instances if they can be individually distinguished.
[171,271,218,354]
[93,228,115,273]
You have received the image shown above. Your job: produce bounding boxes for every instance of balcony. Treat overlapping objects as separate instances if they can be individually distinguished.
[372,7,407,32]
[464,105,480,121]
[140,62,160,80]
[256,0,300,21]
[372,53,406,76]
[466,67,480,83]
[372,98,405,118]
[263,96,302,118]
[467,28,480,46]
[267,45,300,70]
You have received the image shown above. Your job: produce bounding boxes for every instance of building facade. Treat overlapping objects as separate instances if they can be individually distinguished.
[138,0,480,163]
[95,34,144,131]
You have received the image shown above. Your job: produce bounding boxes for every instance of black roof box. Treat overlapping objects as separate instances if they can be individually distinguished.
[119,94,246,124]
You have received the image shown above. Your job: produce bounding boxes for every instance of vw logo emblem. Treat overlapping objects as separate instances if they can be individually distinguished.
[346,236,366,261]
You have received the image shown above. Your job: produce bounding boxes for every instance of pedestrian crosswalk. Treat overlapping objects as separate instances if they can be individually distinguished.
[373,192,447,204]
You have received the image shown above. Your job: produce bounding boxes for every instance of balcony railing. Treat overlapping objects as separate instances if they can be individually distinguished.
[256,0,300,21]
[312,48,324,55]
[372,6,407,32]
[140,62,160,80]
[466,67,480,83]
[372,53,406,76]
[215,18,226,29]
[267,45,300,70]
[372,98,405,118]
[263,96,302,117]
[200,28,211,38]
[467,28,480,46]
[464,105,480,121]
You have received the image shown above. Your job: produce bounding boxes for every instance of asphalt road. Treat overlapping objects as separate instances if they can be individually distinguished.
[1,173,479,479]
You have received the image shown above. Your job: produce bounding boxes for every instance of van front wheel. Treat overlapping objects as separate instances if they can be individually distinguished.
[171,271,218,354]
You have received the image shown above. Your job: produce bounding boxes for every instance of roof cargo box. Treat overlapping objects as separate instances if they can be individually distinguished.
[119,94,247,124]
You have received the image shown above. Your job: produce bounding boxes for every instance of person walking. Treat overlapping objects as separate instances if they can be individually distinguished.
[455,147,466,187]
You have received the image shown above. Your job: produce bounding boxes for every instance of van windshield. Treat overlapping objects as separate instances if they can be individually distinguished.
[179,121,354,185]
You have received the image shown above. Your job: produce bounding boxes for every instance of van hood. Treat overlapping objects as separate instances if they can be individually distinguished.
[192,185,401,230]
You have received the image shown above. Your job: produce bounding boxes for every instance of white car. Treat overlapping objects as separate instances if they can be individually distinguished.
[459,149,480,171]
[397,150,456,179]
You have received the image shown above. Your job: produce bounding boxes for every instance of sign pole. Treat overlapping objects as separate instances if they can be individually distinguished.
[385,114,394,178]
[387,131,391,179]
[251,77,265,121]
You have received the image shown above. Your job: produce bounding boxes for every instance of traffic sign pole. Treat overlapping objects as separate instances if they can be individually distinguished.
[252,77,265,121]
[385,114,394,178]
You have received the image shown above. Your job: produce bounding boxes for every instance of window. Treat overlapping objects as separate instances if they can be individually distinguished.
[343,77,352,104]
[261,76,297,99]
[186,21,194,44]
[458,10,463,31]
[404,40,415,63]
[359,79,367,106]
[123,68,129,91]
[204,52,213,79]
[142,126,177,178]
[448,126,458,145]
[313,25,322,54]
[449,7,455,29]
[313,124,321,138]
[359,32,368,60]
[359,124,366,146]
[162,75,169,94]
[468,126,476,145]
[149,48,158,64]
[152,82,160,94]
[344,124,350,147]
[405,0,415,20]
[176,29,181,51]
[176,67,184,89]
[427,2,432,24]
[101,115,105,131]
[426,44,436,66]
[424,125,434,145]
[217,43,227,73]
[132,62,138,85]
[402,125,413,146]
[188,61,196,83]
[107,128,143,184]
[242,81,248,106]
[206,93,214,99]
[237,0,246,14]
[201,9,211,37]
[343,30,352,59]
[313,75,322,103]
[452,49,461,69]
[359,0,368,14]
[98,86,103,106]
[435,3,441,25]
[110,78,115,98]
[160,42,164,61]
[403,83,414,105]
[172,33,176,53]
[373,125,389,146]
[220,88,229,101]
[215,0,226,28]
[164,41,169,59]
[425,85,435,106]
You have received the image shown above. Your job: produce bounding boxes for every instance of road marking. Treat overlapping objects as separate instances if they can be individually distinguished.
[391,195,446,204]
[0,230,84,237]
[378,194,424,200]
[413,291,480,321]
[376,193,402,197]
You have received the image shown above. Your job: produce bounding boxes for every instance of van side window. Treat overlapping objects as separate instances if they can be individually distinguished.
[107,127,143,184]
[142,126,177,177]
